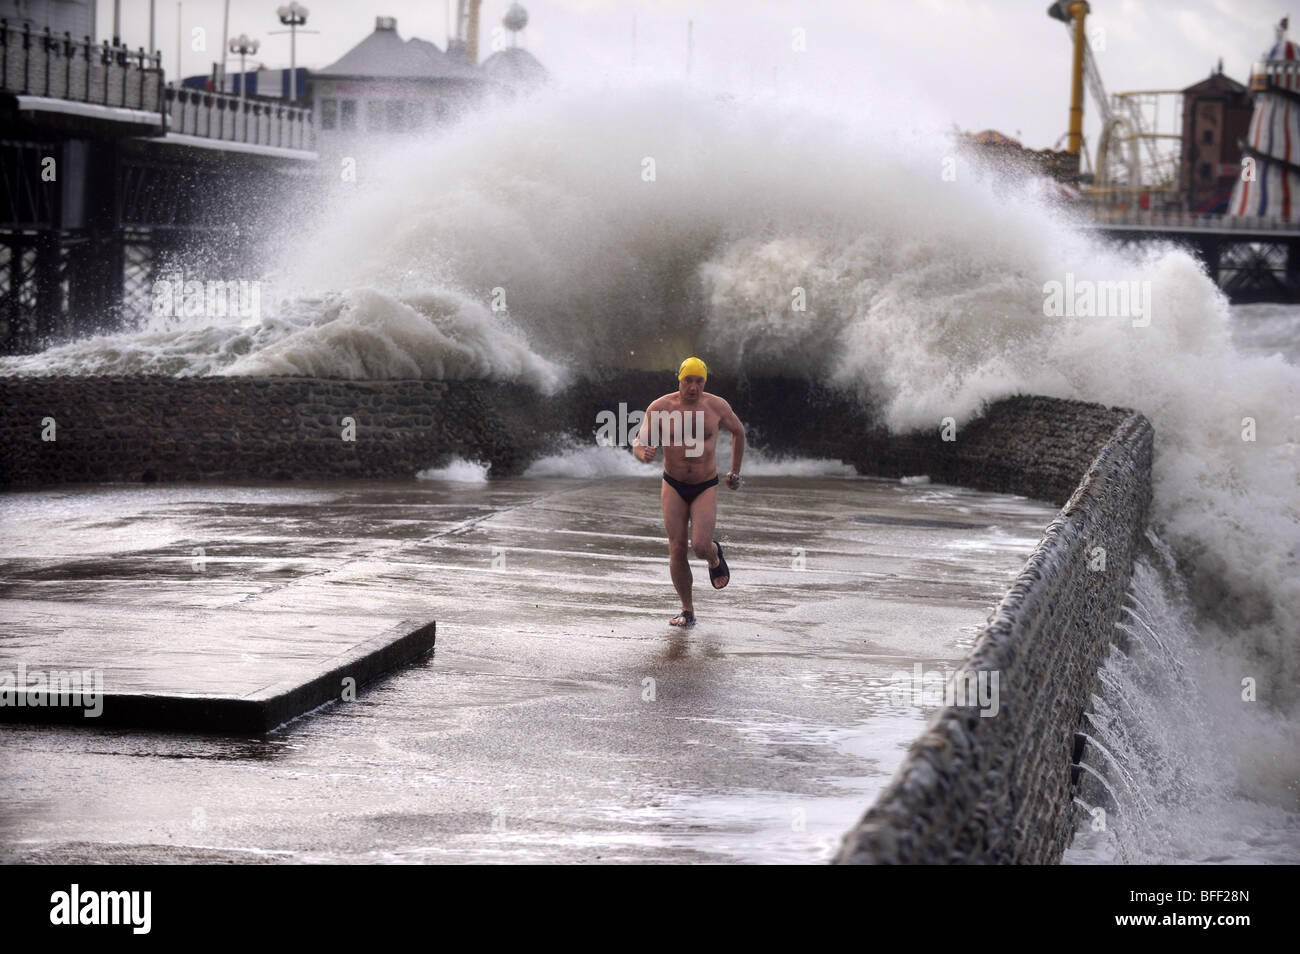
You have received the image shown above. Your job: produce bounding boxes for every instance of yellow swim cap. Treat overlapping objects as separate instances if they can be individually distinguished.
[678,356,708,381]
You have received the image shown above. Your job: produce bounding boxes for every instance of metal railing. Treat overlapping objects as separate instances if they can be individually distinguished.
[1086,208,1300,233]
[164,86,314,151]
[1249,58,1300,93]
[2,19,314,152]
[1,19,162,113]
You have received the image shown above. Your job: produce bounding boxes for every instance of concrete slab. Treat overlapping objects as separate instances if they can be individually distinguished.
[0,616,435,733]
[0,486,439,731]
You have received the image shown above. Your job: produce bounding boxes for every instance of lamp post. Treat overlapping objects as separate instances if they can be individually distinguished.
[220,0,230,92]
[276,2,309,102]
[229,33,259,101]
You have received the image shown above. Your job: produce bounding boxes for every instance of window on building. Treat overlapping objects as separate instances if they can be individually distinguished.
[368,100,386,131]
[321,98,337,130]
[387,100,405,131]
[1199,162,1212,181]
[340,99,357,131]
[1202,129,1214,144]
[407,101,424,130]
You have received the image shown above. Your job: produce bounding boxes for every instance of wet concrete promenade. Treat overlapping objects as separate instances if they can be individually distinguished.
[0,473,1057,862]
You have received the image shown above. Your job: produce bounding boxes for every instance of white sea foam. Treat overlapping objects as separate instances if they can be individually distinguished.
[524,442,657,479]
[1065,539,1300,864]
[1227,303,1300,363]
[415,457,492,483]
[739,456,857,478]
[220,288,562,391]
[0,286,562,392]
[521,435,858,480]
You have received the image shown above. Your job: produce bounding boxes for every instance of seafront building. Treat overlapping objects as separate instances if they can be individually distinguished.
[192,13,549,161]
[1179,66,1252,215]
[309,16,490,160]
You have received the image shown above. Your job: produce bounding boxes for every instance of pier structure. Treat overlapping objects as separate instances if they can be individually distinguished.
[1084,209,1300,303]
[0,19,317,354]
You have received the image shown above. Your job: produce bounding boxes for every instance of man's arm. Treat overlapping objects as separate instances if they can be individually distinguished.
[632,397,663,462]
[717,397,745,487]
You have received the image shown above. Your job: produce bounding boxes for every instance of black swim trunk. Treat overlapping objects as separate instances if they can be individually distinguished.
[663,472,719,505]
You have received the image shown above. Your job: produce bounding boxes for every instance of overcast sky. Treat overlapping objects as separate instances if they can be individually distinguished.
[98,0,1286,149]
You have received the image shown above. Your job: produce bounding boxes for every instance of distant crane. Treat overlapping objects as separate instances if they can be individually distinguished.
[1047,0,1098,161]
[453,0,484,62]
[1047,1,1182,205]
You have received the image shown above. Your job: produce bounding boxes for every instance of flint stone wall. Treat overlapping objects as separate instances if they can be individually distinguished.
[833,409,1153,863]
[0,377,557,484]
[0,373,1153,864]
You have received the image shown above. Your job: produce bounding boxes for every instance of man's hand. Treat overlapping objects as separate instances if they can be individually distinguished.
[726,472,743,490]
[633,442,659,463]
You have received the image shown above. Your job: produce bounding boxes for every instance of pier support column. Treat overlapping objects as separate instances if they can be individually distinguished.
[65,140,124,336]
[34,231,63,342]
[1196,236,1222,286]
[1286,237,1300,301]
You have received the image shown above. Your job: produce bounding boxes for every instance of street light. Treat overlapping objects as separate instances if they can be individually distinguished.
[229,33,260,101]
[277,2,309,102]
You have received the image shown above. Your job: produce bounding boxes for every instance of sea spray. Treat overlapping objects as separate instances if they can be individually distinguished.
[1066,533,1300,863]
[0,286,562,392]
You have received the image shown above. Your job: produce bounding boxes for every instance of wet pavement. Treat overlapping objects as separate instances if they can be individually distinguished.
[0,474,1057,863]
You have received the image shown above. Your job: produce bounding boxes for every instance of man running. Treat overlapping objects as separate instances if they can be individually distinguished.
[632,357,745,628]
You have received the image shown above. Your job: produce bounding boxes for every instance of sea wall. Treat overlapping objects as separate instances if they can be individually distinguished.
[834,408,1153,863]
[2,374,1140,506]
[0,376,560,485]
[0,373,1153,863]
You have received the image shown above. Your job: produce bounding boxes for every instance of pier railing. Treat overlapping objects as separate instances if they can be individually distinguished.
[1,19,162,113]
[1,19,314,152]
[1086,208,1300,233]
[1249,58,1300,93]
[164,87,314,151]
